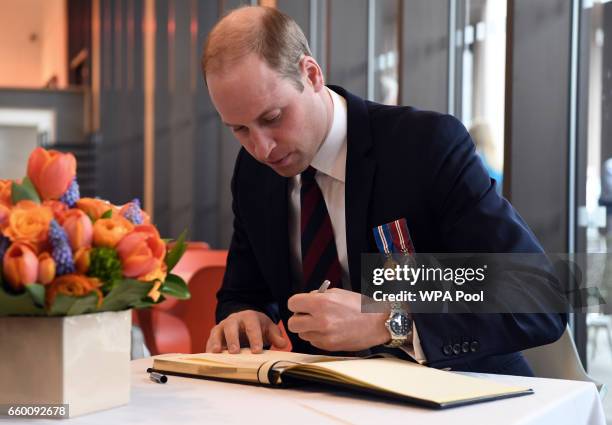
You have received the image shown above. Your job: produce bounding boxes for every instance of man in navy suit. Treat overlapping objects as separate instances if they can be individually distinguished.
[202,6,566,375]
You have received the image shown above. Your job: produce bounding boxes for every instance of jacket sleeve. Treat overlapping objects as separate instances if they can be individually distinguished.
[411,115,567,367]
[215,150,279,324]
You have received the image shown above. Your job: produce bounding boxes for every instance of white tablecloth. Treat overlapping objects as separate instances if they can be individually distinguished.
[7,358,606,425]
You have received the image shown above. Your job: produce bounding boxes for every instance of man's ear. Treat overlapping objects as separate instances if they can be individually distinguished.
[301,56,325,92]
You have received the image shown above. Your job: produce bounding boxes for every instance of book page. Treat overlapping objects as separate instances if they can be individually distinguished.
[290,358,531,405]
[156,349,347,368]
[152,349,354,384]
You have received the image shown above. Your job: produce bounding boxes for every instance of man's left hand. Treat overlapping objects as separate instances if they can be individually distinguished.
[287,288,390,351]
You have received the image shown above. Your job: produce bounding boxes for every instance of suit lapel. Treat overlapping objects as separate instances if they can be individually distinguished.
[263,171,292,305]
[329,86,377,294]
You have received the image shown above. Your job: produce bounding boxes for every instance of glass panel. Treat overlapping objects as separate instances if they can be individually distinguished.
[458,0,507,193]
[582,0,612,422]
[373,0,399,105]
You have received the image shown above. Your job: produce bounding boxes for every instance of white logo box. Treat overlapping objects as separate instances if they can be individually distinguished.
[0,310,131,417]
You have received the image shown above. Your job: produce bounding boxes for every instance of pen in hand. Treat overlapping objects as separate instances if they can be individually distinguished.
[318,279,331,293]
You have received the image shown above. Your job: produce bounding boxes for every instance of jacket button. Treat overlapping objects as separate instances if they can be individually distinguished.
[470,341,479,352]
[452,343,461,355]
[462,341,470,353]
[443,345,453,356]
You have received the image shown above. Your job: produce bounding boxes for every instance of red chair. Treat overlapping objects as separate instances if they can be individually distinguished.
[134,244,226,354]
[135,244,291,354]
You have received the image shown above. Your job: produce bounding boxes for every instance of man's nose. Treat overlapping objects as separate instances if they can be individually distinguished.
[250,129,276,160]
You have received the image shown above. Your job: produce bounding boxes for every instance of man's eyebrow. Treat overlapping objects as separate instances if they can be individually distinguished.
[223,108,280,127]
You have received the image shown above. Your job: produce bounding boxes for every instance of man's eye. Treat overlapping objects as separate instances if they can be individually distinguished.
[233,126,247,133]
[265,113,281,123]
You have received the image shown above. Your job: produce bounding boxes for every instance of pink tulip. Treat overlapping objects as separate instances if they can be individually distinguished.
[3,243,39,291]
[27,147,76,200]
[37,252,56,285]
[116,225,166,280]
[62,209,93,251]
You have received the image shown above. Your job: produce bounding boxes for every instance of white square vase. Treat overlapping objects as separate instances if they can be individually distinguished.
[0,310,131,417]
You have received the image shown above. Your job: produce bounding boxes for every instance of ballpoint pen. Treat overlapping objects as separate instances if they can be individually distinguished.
[318,279,331,293]
[146,368,168,384]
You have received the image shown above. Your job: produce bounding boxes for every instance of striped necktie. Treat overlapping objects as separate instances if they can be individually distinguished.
[300,166,342,291]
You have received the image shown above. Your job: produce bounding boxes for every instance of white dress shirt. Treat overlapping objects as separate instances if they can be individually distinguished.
[287,87,426,363]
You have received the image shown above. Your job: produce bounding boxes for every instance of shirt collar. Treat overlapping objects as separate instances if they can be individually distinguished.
[310,87,347,183]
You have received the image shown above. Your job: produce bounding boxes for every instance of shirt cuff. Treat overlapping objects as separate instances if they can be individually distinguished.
[398,323,427,364]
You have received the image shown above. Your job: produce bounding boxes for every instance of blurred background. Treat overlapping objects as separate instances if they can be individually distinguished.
[0,0,610,419]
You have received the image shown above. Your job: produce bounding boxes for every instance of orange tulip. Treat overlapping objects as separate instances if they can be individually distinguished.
[46,274,102,308]
[37,252,56,285]
[75,198,117,221]
[3,201,53,253]
[74,247,91,274]
[27,147,76,200]
[0,179,12,206]
[62,209,93,251]
[116,225,166,280]
[3,243,39,291]
[92,216,134,248]
[43,200,69,222]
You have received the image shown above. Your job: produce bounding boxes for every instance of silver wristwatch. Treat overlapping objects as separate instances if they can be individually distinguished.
[383,303,413,348]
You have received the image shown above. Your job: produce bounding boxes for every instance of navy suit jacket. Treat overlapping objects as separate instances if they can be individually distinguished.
[216,85,567,376]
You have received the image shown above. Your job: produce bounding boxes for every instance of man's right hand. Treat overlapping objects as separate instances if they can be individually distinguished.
[205,310,288,354]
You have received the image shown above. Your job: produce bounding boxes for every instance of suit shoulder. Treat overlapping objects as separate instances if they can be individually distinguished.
[366,102,470,152]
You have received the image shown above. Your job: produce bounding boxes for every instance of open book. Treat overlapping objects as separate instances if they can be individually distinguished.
[150,349,533,409]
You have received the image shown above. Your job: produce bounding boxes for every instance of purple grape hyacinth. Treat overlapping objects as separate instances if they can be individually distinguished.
[0,235,8,261]
[59,178,80,207]
[122,198,143,225]
[49,220,75,275]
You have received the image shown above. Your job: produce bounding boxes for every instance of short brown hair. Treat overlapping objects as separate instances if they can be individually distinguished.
[202,6,312,91]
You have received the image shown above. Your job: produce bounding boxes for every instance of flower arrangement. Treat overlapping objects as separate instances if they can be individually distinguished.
[0,147,189,316]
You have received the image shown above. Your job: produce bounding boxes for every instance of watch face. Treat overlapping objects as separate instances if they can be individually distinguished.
[389,312,410,336]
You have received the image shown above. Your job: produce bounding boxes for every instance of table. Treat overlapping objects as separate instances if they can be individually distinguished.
[9,358,606,425]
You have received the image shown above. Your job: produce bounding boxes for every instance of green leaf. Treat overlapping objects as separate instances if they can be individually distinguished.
[0,284,46,316]
[160,273,190,300]
[100,279,154,311]
[165,229,188,272]
[11,177,41,204]
[24,283,46,307]
[100,209,113,219]
[130,299,157,309]
[49,293,99,316]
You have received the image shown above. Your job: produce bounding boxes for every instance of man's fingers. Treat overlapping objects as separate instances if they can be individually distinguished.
[288,293,316,313]
[287,313,316,333]
[206,326,224,353]
[243,315,264,353]
[287,293,321,314]
[223,319,241,354]
[297,331,318,343]
[298,331,330,350]
[266,321,288,348]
